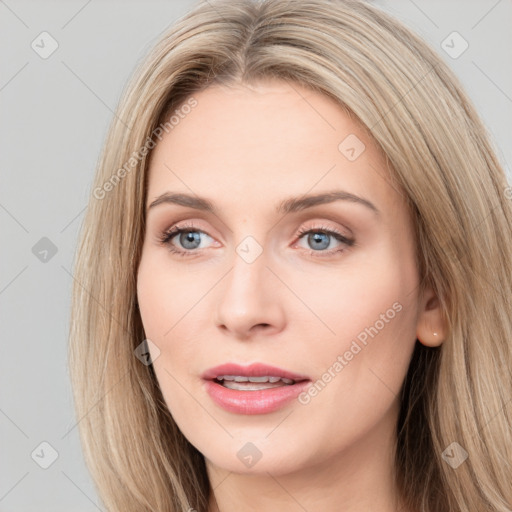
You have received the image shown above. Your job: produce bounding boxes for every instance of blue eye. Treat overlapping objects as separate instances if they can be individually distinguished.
[295,225,354,257]
[158,222,212,257]
[158,222,354,258]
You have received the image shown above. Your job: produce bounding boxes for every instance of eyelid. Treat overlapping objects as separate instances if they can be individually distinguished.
[294,218,353,238]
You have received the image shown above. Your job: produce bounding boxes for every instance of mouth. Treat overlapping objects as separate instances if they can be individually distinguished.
[202,363,311,414]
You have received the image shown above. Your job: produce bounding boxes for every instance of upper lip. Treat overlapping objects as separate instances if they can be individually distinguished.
[202,363,310,382]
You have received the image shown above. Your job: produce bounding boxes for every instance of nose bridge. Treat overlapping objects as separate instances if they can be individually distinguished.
[227,232,270,301]
[213,229,285,335]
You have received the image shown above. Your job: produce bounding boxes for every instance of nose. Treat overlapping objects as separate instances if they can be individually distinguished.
[213,241,286,340]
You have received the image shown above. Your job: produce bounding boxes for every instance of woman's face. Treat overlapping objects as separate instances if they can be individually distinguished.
[137,79,433,477]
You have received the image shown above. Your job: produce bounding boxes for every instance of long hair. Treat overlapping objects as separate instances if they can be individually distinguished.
[68,1,512,510]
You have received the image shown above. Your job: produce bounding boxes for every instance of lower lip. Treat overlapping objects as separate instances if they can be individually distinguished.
[204,379,311,414]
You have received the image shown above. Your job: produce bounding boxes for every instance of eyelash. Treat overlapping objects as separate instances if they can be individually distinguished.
[157,221,355,259]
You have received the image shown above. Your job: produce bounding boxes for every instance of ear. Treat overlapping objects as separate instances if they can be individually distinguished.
[416,286,446,347]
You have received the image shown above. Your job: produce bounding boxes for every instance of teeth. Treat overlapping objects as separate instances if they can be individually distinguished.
[216,375,296,388]
[217,375,295,383]
[248,376,271,383]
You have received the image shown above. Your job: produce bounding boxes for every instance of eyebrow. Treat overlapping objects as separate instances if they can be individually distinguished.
[147,190,379,216]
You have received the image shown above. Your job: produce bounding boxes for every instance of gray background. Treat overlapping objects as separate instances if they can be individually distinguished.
[1,1,511,510]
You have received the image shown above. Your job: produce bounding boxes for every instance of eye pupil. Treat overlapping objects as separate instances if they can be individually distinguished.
[181,230,201,249]
[309,232,329,250]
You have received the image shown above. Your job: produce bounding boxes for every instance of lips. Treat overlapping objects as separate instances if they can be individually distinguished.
[202,363,311,414]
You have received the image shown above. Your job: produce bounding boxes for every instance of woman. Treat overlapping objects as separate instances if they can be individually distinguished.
[68,1,512,511]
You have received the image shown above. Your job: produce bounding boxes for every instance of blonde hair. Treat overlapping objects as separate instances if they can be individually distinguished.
[68,0,512,511]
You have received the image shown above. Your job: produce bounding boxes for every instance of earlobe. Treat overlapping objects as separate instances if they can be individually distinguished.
[416,288,446,347]
[418,331,443,347]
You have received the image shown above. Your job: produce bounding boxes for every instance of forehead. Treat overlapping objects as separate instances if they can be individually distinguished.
[146,80,405,219]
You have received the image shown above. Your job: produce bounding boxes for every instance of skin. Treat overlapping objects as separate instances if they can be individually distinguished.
[136,79,446,512]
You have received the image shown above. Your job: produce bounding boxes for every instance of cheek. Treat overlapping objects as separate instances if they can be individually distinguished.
[136,250,205,338]
[136,251,181,369]
[137,266,166,342]
[136,250,211,384]
[136,256,198,417]
[295,245,419,400]
[293,250,417,347]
